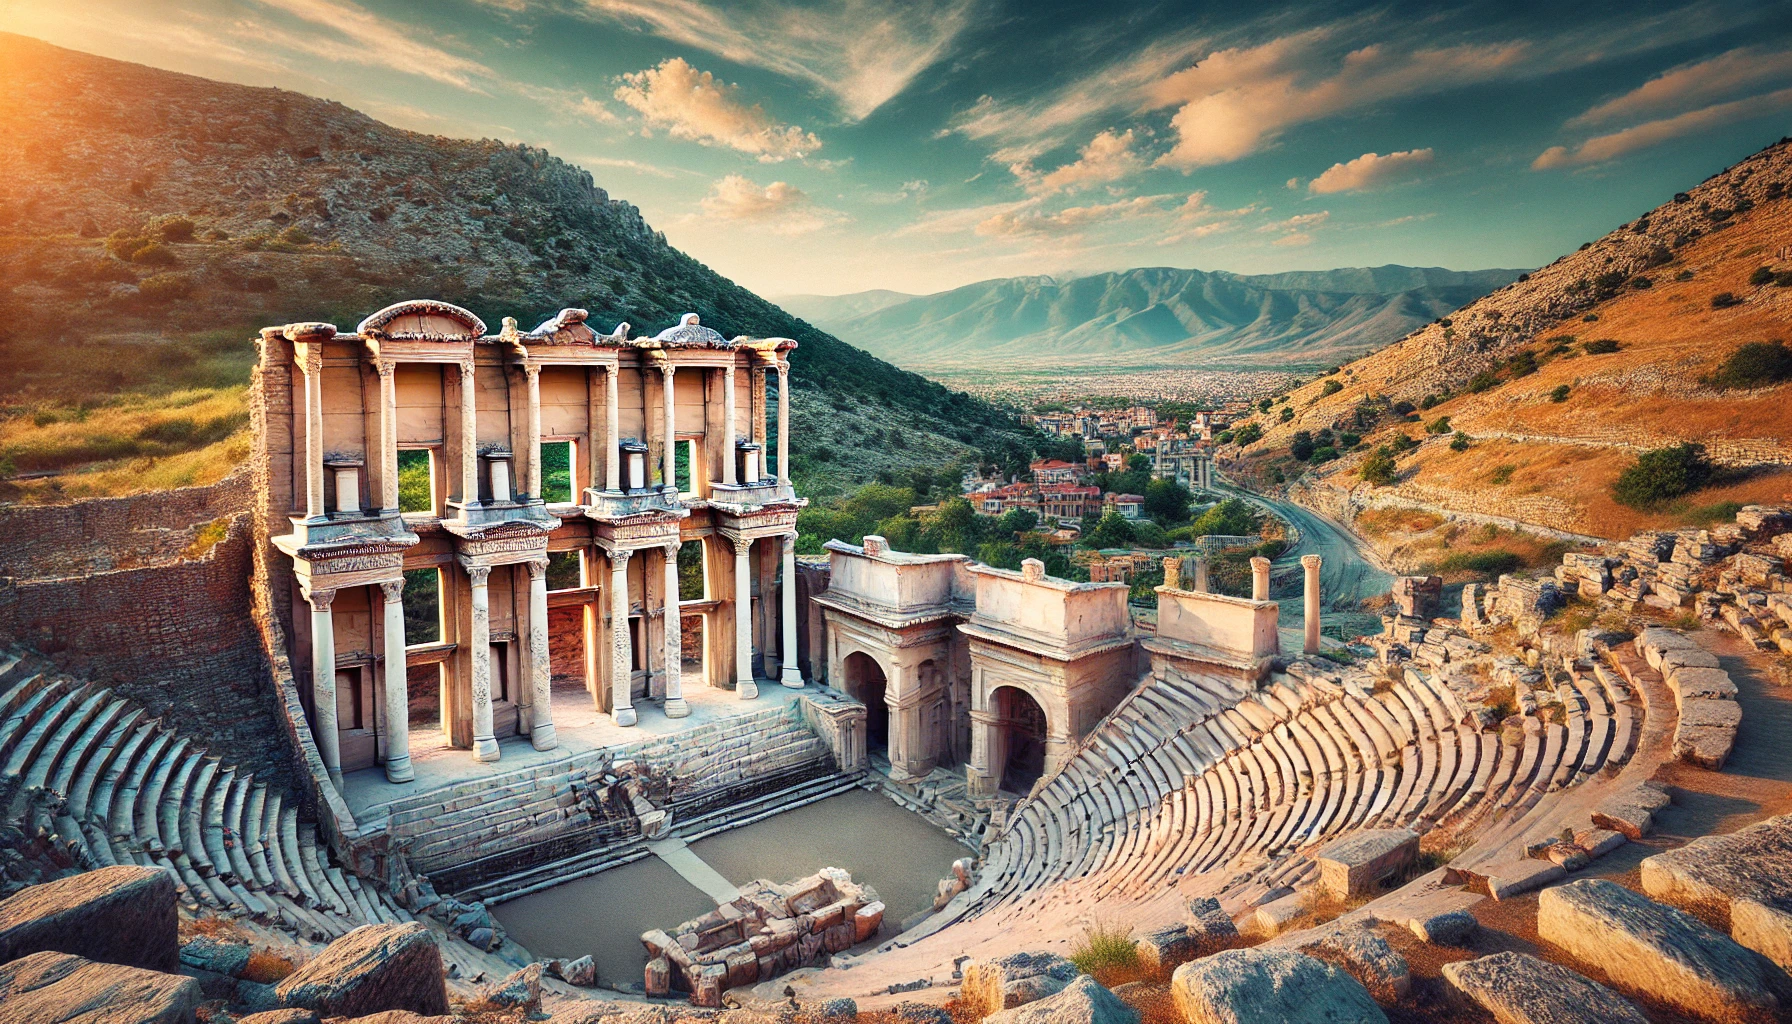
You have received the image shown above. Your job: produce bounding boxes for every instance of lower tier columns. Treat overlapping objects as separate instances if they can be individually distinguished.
[663,542,689,718]
[779,534,803,689]
[611,549,638,727]
[468,565,500,762]
[528,559,558,750]
[306,588,341,785]
[732,536,758,699]
[378,580,413,783]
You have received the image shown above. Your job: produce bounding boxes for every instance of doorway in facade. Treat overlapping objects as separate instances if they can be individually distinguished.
[843,652,889,756]
[993,686,1048,794]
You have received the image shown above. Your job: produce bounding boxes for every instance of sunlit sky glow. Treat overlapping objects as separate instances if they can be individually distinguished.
[6,0,1792,296]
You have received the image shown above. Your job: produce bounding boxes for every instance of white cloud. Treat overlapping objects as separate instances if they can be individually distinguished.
[1571,46,1792,126]
[865,179,930,204]
[1258,210,1331,237]
[615,58,821,161]
[1019,129,1146,195]
[575,156,677,179]
[1159,191,1258,244]
[574,0,975,120]
[696,174,845,234]
[247,0,496,91]
[1535,85,1792,169]
[975,194,1182,238]
[1307,148,1433,193]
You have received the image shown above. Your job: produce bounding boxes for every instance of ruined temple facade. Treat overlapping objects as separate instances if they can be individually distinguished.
[256,300,806,784]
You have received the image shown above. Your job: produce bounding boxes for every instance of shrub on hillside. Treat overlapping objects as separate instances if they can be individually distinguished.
[137,273,194,303]
[1611,443,1714,509]
[1750,266,1775,286]
[1703,340,1792,389]
[1449,431,1471,451]
[130,242,177,266]
[1309,445,1339,464]
[156,218,196,242]
[1320,380,1343,397]
[1583,339,1621,354]
[1360,446,1397,486]
[1465,371,1500,394]
[1712,292,1741,309]
[1290,431,1314,462]
[1506,351,1538,377]
[1279,406,1294,423]
[1488,464,1515,485]
[1425,415,1452,435]
[1434,550,1522,576]
[1550,384,1571,402]
[1230,422,1262,446]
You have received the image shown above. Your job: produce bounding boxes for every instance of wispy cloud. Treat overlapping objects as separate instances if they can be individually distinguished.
[1307,148,1433,193]
[1017,129,1146,195]
[574,156,678,178]
[247,0,496,91]
[975,193,1182,238]
[1570,46,1792,126]
[616,58,820,161]
[694,174,846,233]
[570,0,975,121]
[1535,86,1792,169]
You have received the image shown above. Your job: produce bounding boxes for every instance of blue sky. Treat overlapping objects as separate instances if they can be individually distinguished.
[6,0,1792,296]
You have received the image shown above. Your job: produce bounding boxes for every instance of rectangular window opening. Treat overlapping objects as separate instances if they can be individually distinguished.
[397,449,435,515]
[402,567,442,646]
[541,440,574,503]
[546,550,583,592]
[677,539,707,602]
[674,438,696,495]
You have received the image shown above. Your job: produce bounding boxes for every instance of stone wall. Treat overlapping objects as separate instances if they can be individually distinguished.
[0,473,252,579]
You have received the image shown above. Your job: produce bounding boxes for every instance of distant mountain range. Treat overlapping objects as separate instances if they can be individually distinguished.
[776,266,1527,371]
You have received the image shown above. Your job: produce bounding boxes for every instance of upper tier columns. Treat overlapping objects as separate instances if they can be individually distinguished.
[1251,556,1271,602]
[378,579,413,783]
[305,587,340,784]
[459,357,478,506]
[722,364,738,486]
[527,559,557,750]
[663,542,690,718]
[1302,554,1323,655]
[611,549,637,726]
[660,362,677,491]
[780,534,802,689]
[524,364,543,500]
[468,564,499,762]
[377,360,399,514]
[732,536,756,698]
[604,366,621,492]
[299,348,325,520]
[777,360,791,486]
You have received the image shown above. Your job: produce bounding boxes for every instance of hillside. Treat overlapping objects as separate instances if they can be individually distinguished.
[1225,137,1792,541]
[782,266,1524,372]
[0,33,1032,503]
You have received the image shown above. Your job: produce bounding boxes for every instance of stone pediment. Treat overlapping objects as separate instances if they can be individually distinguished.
[356,299,487,340]
[646,313,732,350]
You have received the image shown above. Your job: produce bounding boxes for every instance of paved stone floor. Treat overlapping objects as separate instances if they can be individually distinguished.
[340,678,802,818]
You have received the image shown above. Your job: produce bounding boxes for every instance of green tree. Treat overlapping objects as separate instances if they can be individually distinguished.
[1232,422,1263,446]
[1360,446,1397,486]
[1612,443,1714,509]
[1290,431,1315,462]
[1083,511,1137,548]
[1127,453,1152,472]
[1187,497,1258,537]
[1320,379,1343,397]
[1142,478,1192,526]
[999,507,1039,536]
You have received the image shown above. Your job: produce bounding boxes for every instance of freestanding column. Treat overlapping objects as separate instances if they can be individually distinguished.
[1194,557,1210,593]
[776,361,791,486]
[377,360,399,513]
[299,349,325,520]
[604,366,621,492]
[524,364,543,500]
[731,536,757,698]
[610,549,637,726]
[467,565,499,762]
[780,534,803,689]
[527,559,557,750]
[1302,554,1323,655]
[663,542,689,718]
[378,579,413,783]
[722,364,738,485]
[459,357,479,506]
[660,362,677,491]
[1250,556,1271,601]
[305,588,341,784]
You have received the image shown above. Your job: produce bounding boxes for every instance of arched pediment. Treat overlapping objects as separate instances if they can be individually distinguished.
[357,299,487,340]
[648,312,732,349]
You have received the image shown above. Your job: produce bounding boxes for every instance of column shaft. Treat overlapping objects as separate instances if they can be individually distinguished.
[459,358,479,505]
[1302,554,1323,655]
[732,537,756,698]
[525,365,543,500]
[610,550,637,726]
[722,365,738,485]
[776,363,791,486]
[604,366,621,492]
[1250,556,1271,601]
[378,361,399,513]
[468,566,499,761]
[302,352,324,519]
[307,590,341,783]
[780,535,802,688]
[663,543,689,717]
[379,580,413,782]
[526,560,557,749]
[661,363,677,491]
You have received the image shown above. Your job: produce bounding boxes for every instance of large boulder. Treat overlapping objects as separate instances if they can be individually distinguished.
[983,974,1138,1024]
[480,963,542,1013]
[1641,814,1792,971]
[1296,924,1409,1004]
[1441,951,1647,1024]
[1185,898,1240,951]
[0,865,178,972]
[1537,878,1782,1020]
[274,923,448,1019]
[0,949,202,1024]
[1170,947,1386,1024]
[960,952,1081,1017]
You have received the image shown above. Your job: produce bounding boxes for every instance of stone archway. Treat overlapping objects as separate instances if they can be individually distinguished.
[991,685,1048,794]
[843,651,890,757]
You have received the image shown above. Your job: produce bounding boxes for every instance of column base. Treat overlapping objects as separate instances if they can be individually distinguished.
[326,767,343,788]
[780,667,805,690]
[664,697,691,719]
[965,768,998,799]
[613,706,639,727]
[383,756,415,784]
[530,723,558,751]
[736,678,759,700]
[472,737,501,762]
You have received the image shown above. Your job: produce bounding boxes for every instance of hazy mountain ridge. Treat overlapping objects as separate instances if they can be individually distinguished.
[779,266,1525,371]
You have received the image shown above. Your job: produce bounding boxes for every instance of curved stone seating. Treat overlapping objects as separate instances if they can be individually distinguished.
[0,651,407,940]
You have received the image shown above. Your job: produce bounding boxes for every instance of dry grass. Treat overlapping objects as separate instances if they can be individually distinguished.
[239,949,297,984]
[1356,507,1444,536]
[1,429,248,503]
[179,516,232,560]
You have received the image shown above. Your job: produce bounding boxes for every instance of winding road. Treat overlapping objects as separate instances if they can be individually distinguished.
[1214,478,1395,641]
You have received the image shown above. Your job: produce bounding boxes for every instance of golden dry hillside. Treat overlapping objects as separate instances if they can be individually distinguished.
[1226,137,1792,541]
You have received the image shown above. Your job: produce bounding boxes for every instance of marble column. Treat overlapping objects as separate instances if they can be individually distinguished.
[1250,556,1271,601]
[776,361,791,486]
[604,366,621,492]
[467,565,499,762]
[524,364,543,500]
[377,360,399,514]
[779,534,803,689]
[459,357,479,506]
[663,542,689,718]
[527,559,557,750]
[299,349,325,520]
[660,362,677,492]
[1194,557,1211,593]
[731,536,757,698]
[378,579,413,783]
[1302,554,1323,655]
[305,588,341,783]
[722,364,738,486]
[610,549,637,726]
[966,707,1001,798]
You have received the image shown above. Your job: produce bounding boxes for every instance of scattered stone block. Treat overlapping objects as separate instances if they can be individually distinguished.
[0,949,202,1024]
[1248,892,1309,937]
[984,974,1138,1024]
[1591,782,1671,840]
[1170,948,1386,1024]
[1184,897,1240,952]
[1296,924,1409,1004]
[480,963,541,1013]
[1482,860,1565,901]
[1537,878,1781,1021]
[1441,951,1648,1024]
[237,1010,320,1024]
[0,865,178,972]
[1675,697,1743,769]
[1134,926,1196,975]
[1313,829,1418,900]
[1574,828,1627,860]
[1658,648,1721,677]
[1640,814,1792,971]
[551,954,596,987]
[274,923,448,1019]
[961,952,1082,1017]
[1668,666,1738,705]
[1407,909,1475,946]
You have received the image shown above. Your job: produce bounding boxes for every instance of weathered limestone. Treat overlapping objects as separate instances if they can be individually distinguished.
[274,922,449,1019]
[663,542,689,718]
[466,564,498,761]
[961,952,1083,1018]
[1390,576,1441,619]
[304,587,341,782]
[1295,923,1409,1004]
[1592,781,1672,840]
[0,950,202,1024]
[983,974,1138,1024]
[732,536,758,700]
[526,559,556,750]
[0,865,178,972]
[1482,859,1565,901]
[1301,555,1322,655]
[1442,951,1649,1024]
[1250,557,1271,602]
[610,550,637,727]
[1641,815,1792,971]
[1537,878,1782,1021]
[1406,908,1476,946]
[781,535,803,689]
[1170,948,1387,1024]
[378,579,413,782]
[1314,828,1418,900]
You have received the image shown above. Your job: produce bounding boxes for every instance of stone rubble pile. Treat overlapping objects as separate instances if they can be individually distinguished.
[641,867,883,1006]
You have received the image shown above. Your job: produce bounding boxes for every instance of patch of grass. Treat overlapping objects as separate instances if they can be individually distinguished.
[1357,508,1444,535]
[1583,339,1621,354]
[1680,499,1744,526]
[1431,550,1523,577]
[1069,921,1140,987]
[1488,464,1516,485]
[239,950,297,984]
[180,516,231,560]
[0,387,248,473]
[1670,610,1702,631]
[1485,684,1518,719]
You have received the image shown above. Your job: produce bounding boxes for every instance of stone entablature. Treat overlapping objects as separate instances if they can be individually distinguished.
[1146,579,1280,686]
[959,560,1131,661]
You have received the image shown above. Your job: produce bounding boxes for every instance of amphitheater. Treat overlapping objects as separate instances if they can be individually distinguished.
[0,302,1788,1024]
